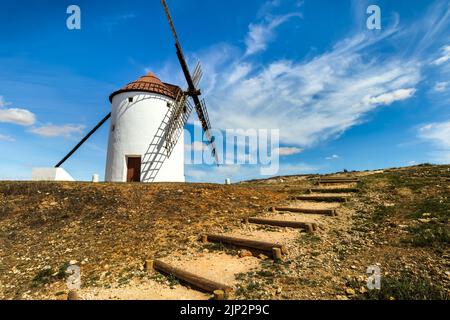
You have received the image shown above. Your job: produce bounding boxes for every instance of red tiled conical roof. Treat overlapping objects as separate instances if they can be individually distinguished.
[109,72,182,102]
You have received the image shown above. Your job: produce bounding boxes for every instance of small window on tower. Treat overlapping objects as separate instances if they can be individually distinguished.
[128,97,133,103]
[111,124,115,132]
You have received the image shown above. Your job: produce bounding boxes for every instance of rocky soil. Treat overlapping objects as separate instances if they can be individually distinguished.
[0,164,449,300]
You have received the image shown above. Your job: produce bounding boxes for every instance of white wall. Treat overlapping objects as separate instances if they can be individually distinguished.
[32,168,75,181]
[105,91,185,183]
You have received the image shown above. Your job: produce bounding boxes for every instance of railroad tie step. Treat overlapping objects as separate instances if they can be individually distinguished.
[145,259,232,298]
[202,234,286,260]
[244,217,317,233]
[271,207,337,216]
[290,195,348,202]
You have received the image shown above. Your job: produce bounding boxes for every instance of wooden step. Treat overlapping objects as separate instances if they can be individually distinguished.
[146,259,232,295]
[203,234,286,259]
[271,207,337,216]
[290,195,349,202]
[309,188,359,193]
[245,217,317,233]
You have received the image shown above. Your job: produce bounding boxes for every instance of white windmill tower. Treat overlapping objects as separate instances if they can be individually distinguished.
[105,72,187,183]
[51,0,218,183]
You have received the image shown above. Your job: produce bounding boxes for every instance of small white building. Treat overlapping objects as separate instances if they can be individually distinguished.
[105,72,185,183]
[32,167,75,182]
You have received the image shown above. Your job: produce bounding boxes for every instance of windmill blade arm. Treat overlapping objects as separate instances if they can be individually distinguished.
[161,0,182,52]
[193,98,219,165]
[191,95,208,131]
[55,113,111,168]
[161,1,199,94]
[175,44,198,94]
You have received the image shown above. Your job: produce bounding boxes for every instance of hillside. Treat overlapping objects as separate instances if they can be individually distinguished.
[0,164,449,300]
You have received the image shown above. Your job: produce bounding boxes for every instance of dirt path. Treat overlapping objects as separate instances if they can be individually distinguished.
[71,177,359,300]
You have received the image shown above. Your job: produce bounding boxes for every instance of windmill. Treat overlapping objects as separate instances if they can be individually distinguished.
[50,0,218,183]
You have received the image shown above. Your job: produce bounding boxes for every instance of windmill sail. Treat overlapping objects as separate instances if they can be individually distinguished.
[192,62,203,88]
[164,93,192,157]
[161,0,219,164]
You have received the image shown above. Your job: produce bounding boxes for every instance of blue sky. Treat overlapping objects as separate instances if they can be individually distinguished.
[0,0,449,183]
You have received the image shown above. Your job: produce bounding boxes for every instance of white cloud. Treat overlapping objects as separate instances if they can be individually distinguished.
[273,147,303,156]
[326,154,339,160]
[245,12,302,56]
[28,124,85,138]
[0,134,15,142]
[419,121,450,149]
[195,0,450,150]
[225,63,253,86]
[257,0,281,18]
[362,88,416,106]
[185,141,207,152]
[0,108,36,126]
[433,45,450,65]
[418,121,450,164]
[203,32,421,146]
[0,95,36,126]
[434,81,449,92]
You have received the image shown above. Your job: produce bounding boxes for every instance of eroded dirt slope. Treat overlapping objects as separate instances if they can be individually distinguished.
[0,182,288,299]
[0,164,449,300]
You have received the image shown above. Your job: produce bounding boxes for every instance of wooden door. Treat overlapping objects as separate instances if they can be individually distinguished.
[127,157,141,182]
